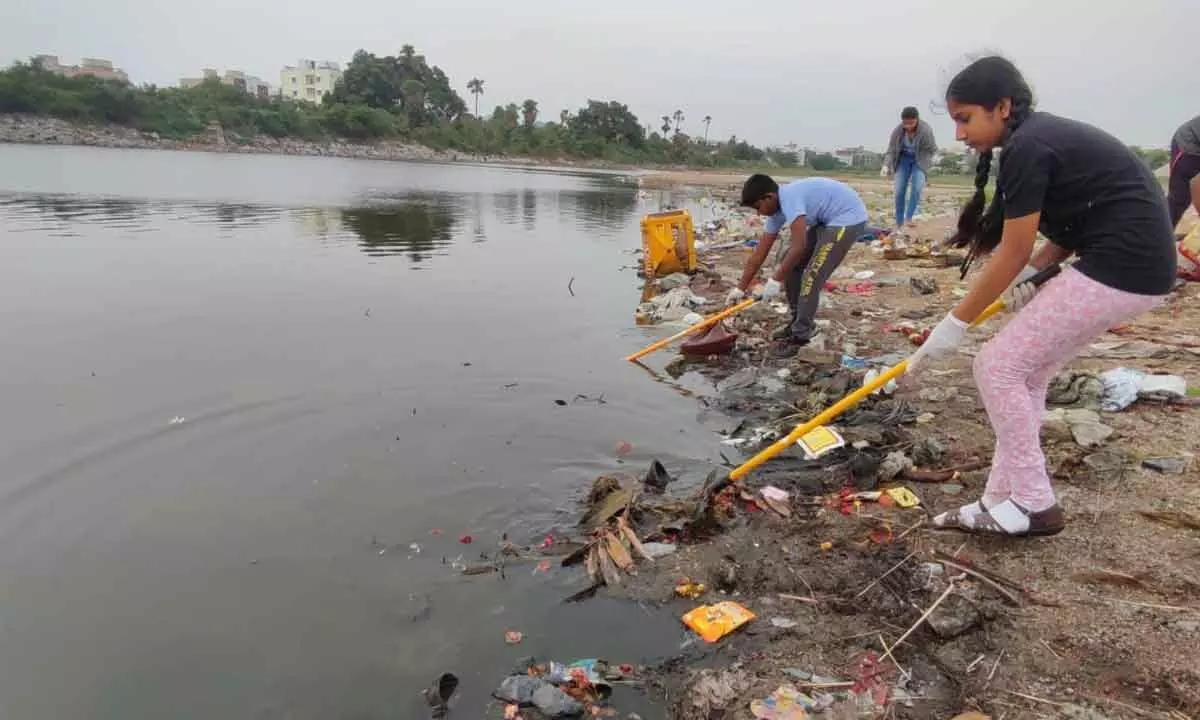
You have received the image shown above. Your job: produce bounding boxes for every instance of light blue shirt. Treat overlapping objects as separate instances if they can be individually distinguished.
[764,178,868,234]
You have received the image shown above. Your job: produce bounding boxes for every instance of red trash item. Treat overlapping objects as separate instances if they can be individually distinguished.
[459,535,473,544]
[680,321,738,356]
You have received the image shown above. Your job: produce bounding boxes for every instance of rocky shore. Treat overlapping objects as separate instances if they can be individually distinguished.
[0,113,467,163]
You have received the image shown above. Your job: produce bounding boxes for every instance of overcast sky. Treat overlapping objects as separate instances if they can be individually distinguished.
[3,0,1197,150]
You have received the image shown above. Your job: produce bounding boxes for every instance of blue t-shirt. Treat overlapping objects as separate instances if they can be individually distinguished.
[764,178,868,234]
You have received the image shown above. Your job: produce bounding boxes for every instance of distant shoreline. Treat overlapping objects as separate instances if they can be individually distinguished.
[0,114,649,178]
[2,114,964,193]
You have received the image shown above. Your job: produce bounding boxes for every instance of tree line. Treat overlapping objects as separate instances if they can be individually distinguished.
[0,46,799,168]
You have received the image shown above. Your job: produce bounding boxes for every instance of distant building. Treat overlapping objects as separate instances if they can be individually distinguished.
[280,59,341,103]
[833,146,883,169]
[180,68,271,99]
[35,55,129,83]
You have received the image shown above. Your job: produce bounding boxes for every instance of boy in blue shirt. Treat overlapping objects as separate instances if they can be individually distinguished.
[727,174,869,357]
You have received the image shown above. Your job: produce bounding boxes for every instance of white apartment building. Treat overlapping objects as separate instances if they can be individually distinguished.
[280,60,342,103]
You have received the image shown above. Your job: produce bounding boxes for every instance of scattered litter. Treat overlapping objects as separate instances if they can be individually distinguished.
[681,601,756,643]
[679,312,704,326]
[505,630,524,645]
[459,535,473,544]
[769,617,800,629]
[884,486,921,508]
[750,684,813,719]
[169,416,186,425]
[614,441,633,457]
[796,426,846,459]
[853,270,876,280]
[862,368,898,396]
[675,581,706,599]
[878,451,914,482]
[840,355,867,370]
[758,486,791,517]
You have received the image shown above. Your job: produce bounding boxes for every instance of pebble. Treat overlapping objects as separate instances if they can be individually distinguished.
[1143,457,1187,474]
[916,412,936,424]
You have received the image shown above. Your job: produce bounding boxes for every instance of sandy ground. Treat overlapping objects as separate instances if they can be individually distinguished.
[599,185,1200,719]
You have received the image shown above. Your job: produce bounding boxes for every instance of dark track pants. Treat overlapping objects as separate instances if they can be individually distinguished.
[783,222,864,342]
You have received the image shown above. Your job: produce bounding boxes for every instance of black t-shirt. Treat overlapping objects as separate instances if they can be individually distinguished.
[998,112,1176,295]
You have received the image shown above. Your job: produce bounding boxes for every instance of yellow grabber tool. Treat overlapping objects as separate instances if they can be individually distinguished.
[704,263,1063,501]
[624,298,757,362]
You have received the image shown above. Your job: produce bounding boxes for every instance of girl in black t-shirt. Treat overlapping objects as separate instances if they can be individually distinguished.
[905,56,1176,537]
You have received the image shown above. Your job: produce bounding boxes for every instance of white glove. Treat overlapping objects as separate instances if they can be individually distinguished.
[725,287,746,306]
[880,165,890,178]
[756,278,783,302]
[1001,264,1040,313]
[906,313,969,374]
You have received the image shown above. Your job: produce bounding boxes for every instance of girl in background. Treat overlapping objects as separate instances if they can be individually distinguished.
[906,56,1176,537]
[881,106,937,228]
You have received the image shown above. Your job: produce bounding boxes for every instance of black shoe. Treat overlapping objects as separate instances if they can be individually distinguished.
[424,673,459,718]
[770,337,806,359]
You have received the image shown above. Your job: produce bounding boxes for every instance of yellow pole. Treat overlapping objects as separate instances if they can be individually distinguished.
[728,296,1009,482]
[624,298,756,362]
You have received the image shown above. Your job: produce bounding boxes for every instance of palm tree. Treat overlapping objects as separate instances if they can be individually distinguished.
[521,99,539,129]
[467,78,485,118]
[672,110,684,134]
[559,109,569,126]
[702,115,712,144]
[660,115,672,135]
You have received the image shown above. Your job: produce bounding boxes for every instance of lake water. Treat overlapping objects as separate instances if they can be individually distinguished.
[0,143,736,719]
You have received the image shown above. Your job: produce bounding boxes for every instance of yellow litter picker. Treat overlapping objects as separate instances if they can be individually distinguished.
[701,264,1063,503]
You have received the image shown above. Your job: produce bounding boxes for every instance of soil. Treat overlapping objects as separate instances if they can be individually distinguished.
[593,179,1200,720]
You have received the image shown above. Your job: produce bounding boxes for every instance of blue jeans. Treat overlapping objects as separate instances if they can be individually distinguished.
[894,158,926,225]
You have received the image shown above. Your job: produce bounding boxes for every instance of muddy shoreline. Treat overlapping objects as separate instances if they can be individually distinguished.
[552,182,1200,720]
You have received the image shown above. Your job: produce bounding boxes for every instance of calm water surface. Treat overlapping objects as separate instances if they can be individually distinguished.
[0,144,732,719]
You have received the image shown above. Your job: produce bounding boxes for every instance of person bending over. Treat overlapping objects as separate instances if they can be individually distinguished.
[727,174,868,358]
[905,56,1176,537]
[1168,114,1200,232]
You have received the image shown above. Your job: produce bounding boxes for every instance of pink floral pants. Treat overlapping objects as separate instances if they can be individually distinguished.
[973,267,1164,511]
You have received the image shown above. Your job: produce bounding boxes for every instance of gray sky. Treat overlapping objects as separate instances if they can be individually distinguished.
[3,0,1197,150]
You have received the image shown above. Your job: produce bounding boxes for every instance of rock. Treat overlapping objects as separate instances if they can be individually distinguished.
[657,273,691,291]
[718,368,758,393]
[713,559,739,592]
[641,542,677,559]
[1071,421,1113,448]
[1041,417,1074,443]
[878,451,914,482]
[1063,408,1102,425]
[927,594,981,638]
[919,386,958,403]
[916,412,936,424]
[1143,457,1188,475]
[910,437,945,466]
[910,277,939,295]
[1047,372,1104,409]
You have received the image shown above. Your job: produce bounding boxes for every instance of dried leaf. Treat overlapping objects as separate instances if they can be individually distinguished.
[596,543,622,586]
[604,531,634,570]
[617,517,650,560]
[585,545,599,583]
[1138,510,1200,532]
[1074,570,1151,589]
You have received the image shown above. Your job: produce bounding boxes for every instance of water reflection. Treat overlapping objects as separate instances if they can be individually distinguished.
[338,196,461,263]
[556,187,639,233]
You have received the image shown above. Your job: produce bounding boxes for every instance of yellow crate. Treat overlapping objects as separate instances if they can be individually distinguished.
[640,210,696,278]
